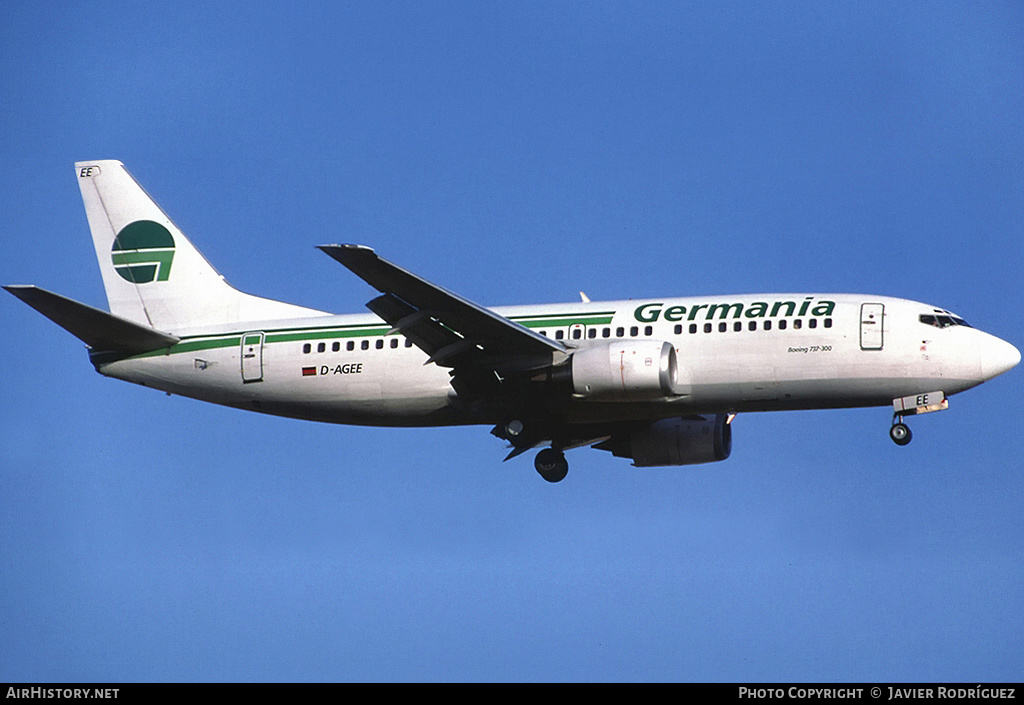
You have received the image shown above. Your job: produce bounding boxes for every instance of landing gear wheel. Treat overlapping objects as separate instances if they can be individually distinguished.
[535,448,568,483]
[889,422,912,446]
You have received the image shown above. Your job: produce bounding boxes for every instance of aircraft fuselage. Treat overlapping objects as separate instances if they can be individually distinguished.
[95,293,1017,427]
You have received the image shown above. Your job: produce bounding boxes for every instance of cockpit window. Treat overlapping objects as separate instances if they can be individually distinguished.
[919,314,971,329]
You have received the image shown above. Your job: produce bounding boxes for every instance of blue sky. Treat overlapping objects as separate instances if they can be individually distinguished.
[2,1,1022,682]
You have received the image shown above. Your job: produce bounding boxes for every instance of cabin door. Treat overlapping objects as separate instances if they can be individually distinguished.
[859,304,884,351]
[241,332,265,383]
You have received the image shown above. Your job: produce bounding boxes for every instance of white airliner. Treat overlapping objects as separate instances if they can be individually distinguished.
[6,161,1020,481]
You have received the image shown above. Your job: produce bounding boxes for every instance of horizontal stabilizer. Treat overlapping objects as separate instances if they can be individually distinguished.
[5,285,179,354]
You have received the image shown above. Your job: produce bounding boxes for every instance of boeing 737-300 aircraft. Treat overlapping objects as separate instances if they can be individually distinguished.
[6,161,1020,481]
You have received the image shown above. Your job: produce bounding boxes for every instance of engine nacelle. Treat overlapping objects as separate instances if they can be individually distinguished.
[596,414,733,467]
[569,340,682,400]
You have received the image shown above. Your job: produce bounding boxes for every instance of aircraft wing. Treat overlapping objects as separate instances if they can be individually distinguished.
[318,245,565,373]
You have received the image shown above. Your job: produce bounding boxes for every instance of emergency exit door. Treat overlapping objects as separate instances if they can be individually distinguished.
[859,304,884,350]
[241,332,265,382]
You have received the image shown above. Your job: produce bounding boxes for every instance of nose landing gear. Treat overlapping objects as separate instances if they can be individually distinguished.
[889,415,912,446]
[889,391,948,446]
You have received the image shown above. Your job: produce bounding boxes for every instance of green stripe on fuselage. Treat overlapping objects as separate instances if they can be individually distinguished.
[122,311,615,360]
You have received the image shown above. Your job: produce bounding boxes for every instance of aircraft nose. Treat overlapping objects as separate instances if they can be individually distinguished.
[980,335,1020,380]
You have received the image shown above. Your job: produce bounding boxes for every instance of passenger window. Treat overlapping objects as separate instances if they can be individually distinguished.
[793,319,802,330]
[674,324,682,335]
[572,328,582,340]
[748,321,757,332]
[718,322,727,333]
[602,328,610,338]
[347,341,355,351]
[303,343,311,354]
[391,338,399,348]
[587,328,597,339]
[808,319,817,329]
[764,320,772,331]
[317,342,326,353]
[376,339,384,349]
[361,340,369,350]
[616,327,625,337]
[824,318,832,328]
[555,330,564,340]
[332,341,341,352]
[630,326,639,337]
[689,324,697,334]
[644,325,653,336]
[704,323,712,334]
[734,322,742,332]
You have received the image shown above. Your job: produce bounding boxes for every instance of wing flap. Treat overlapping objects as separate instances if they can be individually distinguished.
[365,292,465,361]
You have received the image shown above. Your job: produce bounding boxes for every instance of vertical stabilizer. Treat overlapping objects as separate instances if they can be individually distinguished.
[75,160,325,331]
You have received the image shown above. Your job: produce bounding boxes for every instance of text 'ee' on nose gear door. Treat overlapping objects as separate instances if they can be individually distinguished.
[241,332,265,383]
[860,303,884,351]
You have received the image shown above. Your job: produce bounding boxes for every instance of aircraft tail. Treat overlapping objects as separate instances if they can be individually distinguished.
[75,160,325,332]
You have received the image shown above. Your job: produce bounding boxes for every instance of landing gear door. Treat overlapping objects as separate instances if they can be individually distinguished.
[860,303,884,351]
[241,332,265,383]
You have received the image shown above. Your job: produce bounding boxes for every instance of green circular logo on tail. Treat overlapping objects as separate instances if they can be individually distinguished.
[111,220,176,283]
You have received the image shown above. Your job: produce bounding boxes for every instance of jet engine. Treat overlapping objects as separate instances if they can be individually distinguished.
[594,414,733,467]
[567,340,681,400]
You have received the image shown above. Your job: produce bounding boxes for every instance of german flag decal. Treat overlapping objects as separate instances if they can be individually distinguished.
[302,367,317,376]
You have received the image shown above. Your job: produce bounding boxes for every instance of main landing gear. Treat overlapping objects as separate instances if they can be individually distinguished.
[494,420,571,483]
[534,447,569,483]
